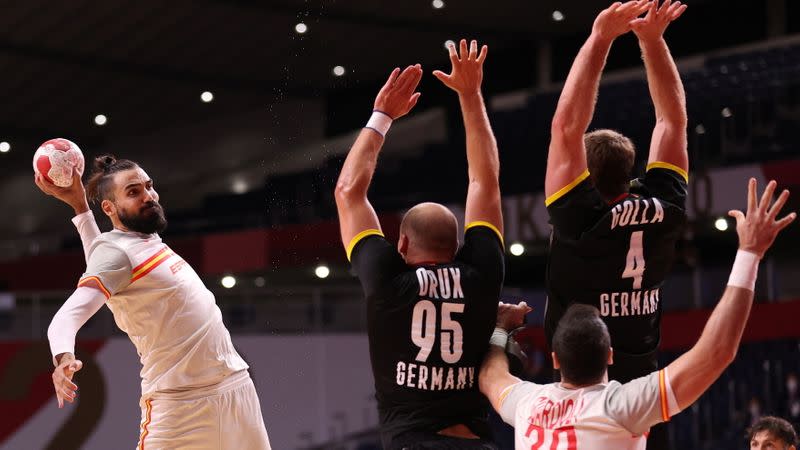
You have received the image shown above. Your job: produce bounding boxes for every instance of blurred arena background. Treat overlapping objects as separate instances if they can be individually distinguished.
[0,0,799,448]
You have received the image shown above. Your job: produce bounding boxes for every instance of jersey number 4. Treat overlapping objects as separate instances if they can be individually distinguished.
[411,300,464,364]
[622,231,646,289]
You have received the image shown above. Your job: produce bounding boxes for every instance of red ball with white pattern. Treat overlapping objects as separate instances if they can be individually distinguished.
[33,138,84,187]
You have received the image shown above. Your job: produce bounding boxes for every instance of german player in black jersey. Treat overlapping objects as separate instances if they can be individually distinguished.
[543,2,688,448]
[335,40,504,449]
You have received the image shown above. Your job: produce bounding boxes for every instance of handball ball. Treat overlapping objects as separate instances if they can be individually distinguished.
[33,138,84,187]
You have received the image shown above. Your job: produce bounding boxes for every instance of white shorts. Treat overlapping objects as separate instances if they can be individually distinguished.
[136,371,271,450]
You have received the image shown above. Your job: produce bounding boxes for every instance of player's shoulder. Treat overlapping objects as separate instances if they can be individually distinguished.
[89,231,161,263]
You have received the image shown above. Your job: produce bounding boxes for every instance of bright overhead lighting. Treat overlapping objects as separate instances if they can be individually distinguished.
[221,275,236,289]
[94,114,107,126]
[201,91,214,103]
[432,0,445,9]
[552,10,565,21]
[695,124,706,135]
[721,107,733,118]
[254,276,266,288]
[232,178,248,194]
[509,243,525,256]
[332,66,346,77]
[714,217,729,232]
[444,40,455,50]
[315,265,330,279]
[0,142,9,153]
[295,23,308,34]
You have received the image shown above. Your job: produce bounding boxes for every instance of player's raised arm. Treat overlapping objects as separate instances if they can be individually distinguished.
[545,1,649,203]
[479,302,532,413]
[632,0,689,178]
[335,65,422,258]
[433,39,502,233]
[35,169,101,262]
[667,179,795,410]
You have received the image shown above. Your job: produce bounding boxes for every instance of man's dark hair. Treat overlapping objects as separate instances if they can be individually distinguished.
[552,304,611,386]
[86,154,139,203]
[748,416,798,447]
[584,129,636,201]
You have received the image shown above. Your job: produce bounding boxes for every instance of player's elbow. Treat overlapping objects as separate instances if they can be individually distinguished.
[550,117,583,144]
[46,317,60,344]
[718,345,739,367]
[656,112,688,130]
[334,179,361,204]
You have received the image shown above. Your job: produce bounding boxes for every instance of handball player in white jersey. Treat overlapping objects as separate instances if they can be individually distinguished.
[479,179,795,450]
[36,155,271,449]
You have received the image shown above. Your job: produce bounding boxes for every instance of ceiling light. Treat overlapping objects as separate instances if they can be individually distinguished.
[721,107,732,118]
[332,66,346,77]
[432,0,445,9]
[0,142,9,153]
[201,91,214,103]
[695,124,706,135]
[552,10,565,21]
[444,40,455,50]
[295,23,308,34]
[509,243,525,256]
[714,217,729,232]
[315,265,330,279]
[254,276,266,288]
[94,114,107,126]
[232,178,248,194]
[221,275,236,288]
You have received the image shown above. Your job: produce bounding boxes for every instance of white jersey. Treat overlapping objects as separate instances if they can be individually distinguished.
[75,213,248,395]
[499,369,681,450]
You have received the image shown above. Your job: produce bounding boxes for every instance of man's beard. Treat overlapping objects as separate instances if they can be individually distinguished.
[118,202,168,234]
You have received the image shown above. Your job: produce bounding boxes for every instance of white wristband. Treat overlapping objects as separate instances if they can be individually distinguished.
[365,110,393,137]
[727,250,760,291]
[489,327,509,348]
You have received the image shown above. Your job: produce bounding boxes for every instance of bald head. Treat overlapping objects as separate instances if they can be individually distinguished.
[399,202,459,260]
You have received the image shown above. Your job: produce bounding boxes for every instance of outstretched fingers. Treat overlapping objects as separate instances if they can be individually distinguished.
[758,180,778,214]
[767,189,790,221]
[476,44,488,63]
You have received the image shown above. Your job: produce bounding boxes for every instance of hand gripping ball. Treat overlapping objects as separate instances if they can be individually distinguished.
[33,138,85,187]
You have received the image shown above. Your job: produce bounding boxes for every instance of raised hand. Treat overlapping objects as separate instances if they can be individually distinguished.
[496,301,532,332]
[631,0,687,43]
[34,168,89,214]
[592,1,651,42]
[52,353,83,408]
[433,39,487,96]
[729,178,796,259]
[373,64,423,120]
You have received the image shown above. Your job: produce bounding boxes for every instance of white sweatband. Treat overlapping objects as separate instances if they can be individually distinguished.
[489,327,509,348]
[365,110,393,137]
[727,250,760,291]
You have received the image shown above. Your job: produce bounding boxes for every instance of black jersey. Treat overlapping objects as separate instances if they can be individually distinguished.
[544,165,688,371]
[349,224,505,449]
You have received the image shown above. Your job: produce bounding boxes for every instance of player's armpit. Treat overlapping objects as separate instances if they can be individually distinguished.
[609,369,681,435]
[464,221,503,247]
[77,276,111,299]
[646,161,688,184]
[545,168,591,207]
[346,228,385,261]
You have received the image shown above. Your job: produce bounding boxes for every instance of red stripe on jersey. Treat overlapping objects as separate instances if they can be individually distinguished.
[131,247,169,273]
